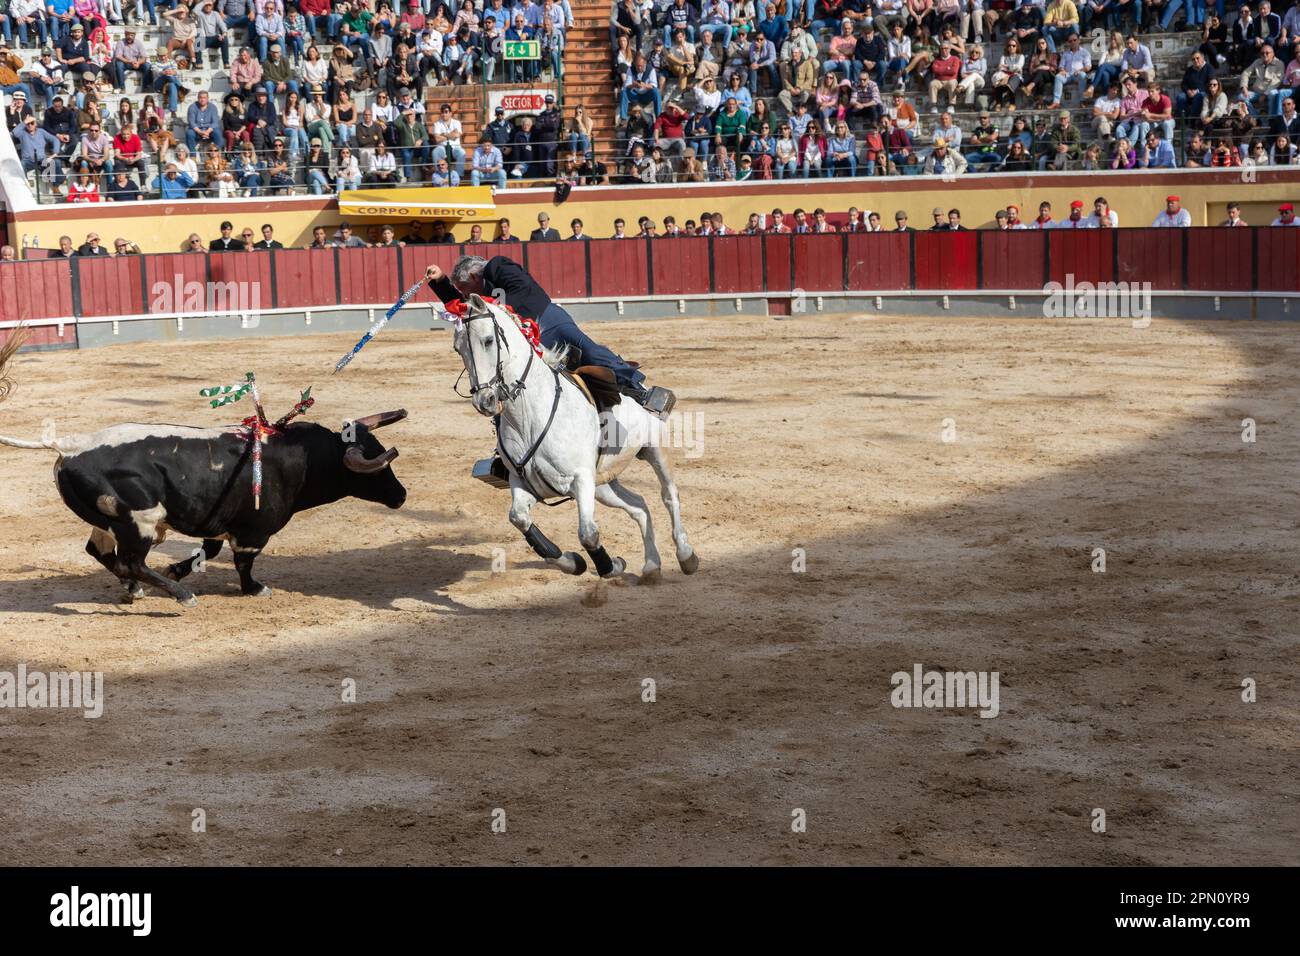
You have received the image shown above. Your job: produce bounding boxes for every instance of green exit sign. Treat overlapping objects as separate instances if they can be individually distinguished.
[504,40,540,60]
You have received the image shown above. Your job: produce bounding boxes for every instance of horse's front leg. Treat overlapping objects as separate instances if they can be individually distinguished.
[573,474,626,579]
[509,479,586,575]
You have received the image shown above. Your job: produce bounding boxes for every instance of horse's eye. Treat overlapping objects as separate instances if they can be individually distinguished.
[481,336,494,348]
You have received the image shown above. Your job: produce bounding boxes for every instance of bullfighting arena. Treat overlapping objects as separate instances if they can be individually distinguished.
[0,313,1296,866]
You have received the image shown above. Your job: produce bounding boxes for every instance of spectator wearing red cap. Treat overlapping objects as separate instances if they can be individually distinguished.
[1058,200,1088,229]
[1272,203,1300,226]
[1153,195,1192,227]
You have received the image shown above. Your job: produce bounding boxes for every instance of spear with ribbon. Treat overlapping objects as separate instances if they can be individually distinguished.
[333,277,427,374]
[199,374,314,510]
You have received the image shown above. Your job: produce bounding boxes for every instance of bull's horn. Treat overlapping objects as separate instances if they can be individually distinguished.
[344,446,399,473]
[355,409,408,430]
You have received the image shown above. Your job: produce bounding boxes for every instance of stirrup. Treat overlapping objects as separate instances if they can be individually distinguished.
[641,386,676,419]
[472,454,511,489]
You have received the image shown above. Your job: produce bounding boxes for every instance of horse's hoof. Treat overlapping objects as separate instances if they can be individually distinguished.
[638,567,662,586]
[555,552,587,576]
[679,551,700,575]
[600,557,626,579]
[244,586,272,598]
[177,594,198,609]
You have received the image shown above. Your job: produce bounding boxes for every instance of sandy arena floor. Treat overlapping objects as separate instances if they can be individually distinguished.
[0,313,1296,866]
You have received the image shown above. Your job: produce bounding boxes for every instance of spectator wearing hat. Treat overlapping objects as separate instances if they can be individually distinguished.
[110,28,153,93]
[246,85,279,152]
[0,43,32,104]
[56,22,97,84]
[13,113,61,185]
[76,232,108,255]
[262,42,298,99]
[893,210,914,232]
[1042,109,1081,170]
[194,1,231,68]
[4,88,32,132]
[29,49,65,108]
[530,212,561,241]
[532,94,561,176]
[1152,195,1192,227]
[152,162,194,199]
[302,137,329,193]
[1059,199,1088,228]
[1272,203,1300,226]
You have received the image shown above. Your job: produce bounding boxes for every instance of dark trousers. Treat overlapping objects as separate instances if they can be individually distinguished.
[537,303,645,392]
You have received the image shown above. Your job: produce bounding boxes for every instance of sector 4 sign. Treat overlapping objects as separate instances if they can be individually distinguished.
[488,90,551,118]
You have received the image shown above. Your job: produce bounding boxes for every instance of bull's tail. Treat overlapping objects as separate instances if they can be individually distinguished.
[0,324,30,404]
[0,434,60,451]
[0,326,61,452]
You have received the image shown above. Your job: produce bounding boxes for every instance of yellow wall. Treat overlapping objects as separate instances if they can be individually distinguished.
[8,171,1299,254]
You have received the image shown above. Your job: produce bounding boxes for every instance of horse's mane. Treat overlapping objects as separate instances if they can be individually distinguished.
[476,298,569,371]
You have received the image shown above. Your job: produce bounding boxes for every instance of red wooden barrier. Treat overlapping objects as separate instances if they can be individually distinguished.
[792,234,845,292]
[0,259,75,321]
[650,237,711,296]
[400,245,462,304]
[336,246,401,306]
[1186,228,1254,292]
[712,236,764,293]
[588,238,649,298]
[273,249,340,308]
[1253,228,1299,292]
[845,233,910,291]
[207,250,274,315]
[76,256,145,317]
[1048,229,1114,285]
[1117,229,1183,289]
[914,231,978,289]
[763,234,793,290]
[980,231,1047,289]
[526,241,589,300]
[142,253,207,314]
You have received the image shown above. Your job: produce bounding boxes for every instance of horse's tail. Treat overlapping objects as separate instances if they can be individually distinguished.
[0,324,30,404]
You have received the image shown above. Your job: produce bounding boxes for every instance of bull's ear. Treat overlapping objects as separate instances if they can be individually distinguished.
[354,409,407,430]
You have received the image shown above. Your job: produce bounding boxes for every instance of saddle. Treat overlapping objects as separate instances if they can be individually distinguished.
[563,365,626,415]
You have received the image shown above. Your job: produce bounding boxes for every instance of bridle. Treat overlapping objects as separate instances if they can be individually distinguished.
[453,305,535,405]
[453,301,564,486]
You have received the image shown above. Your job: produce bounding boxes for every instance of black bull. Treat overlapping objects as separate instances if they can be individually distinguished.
[49,411,408,607]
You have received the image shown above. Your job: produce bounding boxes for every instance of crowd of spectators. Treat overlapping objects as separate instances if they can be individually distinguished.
[2,0,584,200]
[2,0,1298,203]
[605,0,1300,182]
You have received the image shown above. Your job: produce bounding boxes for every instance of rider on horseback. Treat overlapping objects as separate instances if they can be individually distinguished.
[425,255,677,417]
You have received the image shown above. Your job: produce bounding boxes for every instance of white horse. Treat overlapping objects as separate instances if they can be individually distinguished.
[449,294,698,583]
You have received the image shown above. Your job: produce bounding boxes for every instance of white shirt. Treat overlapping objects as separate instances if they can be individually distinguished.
[434,117,462,148]
[1152,209,1192,227]
[1271,216,1300,226]
[1085,210,1119,228]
